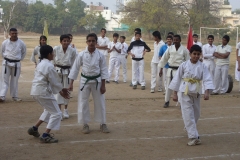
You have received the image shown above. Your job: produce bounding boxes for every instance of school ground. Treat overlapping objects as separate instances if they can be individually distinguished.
[0,35,239,160]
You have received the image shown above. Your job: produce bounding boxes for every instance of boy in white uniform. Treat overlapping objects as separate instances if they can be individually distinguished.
[159,35,190,108]
[68,34,78,53]
[53,34,77,119]
[119,36,128,83]
[107,33,122,83]
[193,34,202,47]
[0,28,26,102]
[235,42,240,89]
[68,33,110,134]
[150,31,165,93]
[96,28,110,62]
[169,45,214,146]
[127,32,151,90]
[211,35,232,95]
[28,45,70,143]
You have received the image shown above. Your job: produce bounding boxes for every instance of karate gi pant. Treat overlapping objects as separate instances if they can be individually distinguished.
[202,60,215,93]
[163,68,167,91]
[119,55,127,82]
[151,62,162,90]
[178,92,200,139]
[213,64,229,94]
[108,57,120,81]
[235,61,240,81]
[165,68,177,102]
[0,64,21,98]
[33,95,62,130]
[132,60,145,86]
[54,74,70,105]
[104,55,109,68]
[78,82,106,124]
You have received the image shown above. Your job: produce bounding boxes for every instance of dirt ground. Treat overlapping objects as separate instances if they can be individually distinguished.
[0,35,240,160]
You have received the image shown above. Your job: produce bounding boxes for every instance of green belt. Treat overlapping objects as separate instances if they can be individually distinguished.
[80,73,101,91]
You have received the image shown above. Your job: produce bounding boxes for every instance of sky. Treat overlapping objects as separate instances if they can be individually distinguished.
[41,0,239,11]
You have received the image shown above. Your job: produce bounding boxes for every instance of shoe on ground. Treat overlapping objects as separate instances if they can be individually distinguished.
[150,89,155,93]
[141,86,145,90]
[106,81,110,83]
[129,83,133,86]
[40,133,58,143]
[187,138,201,146]
[158,89,163,92]
[82,124,90,134]
[210,92,218,95]
[137,82,141,85]
[133,85,137,89]
[12,97,22,102]
[100,124,110,133]
[123,81,127,83]
[63,109,69,119]
[27,127,40,137]
[114,81,119,84]
[0,96,5,102]
[220,93,226,95]
[163,92,166,95]
[164,101,169,108]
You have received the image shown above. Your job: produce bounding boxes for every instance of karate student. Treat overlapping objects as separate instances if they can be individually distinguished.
[236,42,240,91]
[211,35,232,95]
[106,33,122,84]
[30,35,47,67]
[53,34,77,119]
[127,32,151,90]
[193,34,202,47]
[28,45,70,143]
[68,33,110,134]
[169,45,214,146]
[96,28,110,61]
[159,35,190,108]
[119,36,128,83]
[202,35,216,83]
[150,31,165,93]
[0,28,26,102]
[68,34,78,52]
[159,36,173,94]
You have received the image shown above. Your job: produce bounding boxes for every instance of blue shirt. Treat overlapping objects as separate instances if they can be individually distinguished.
[159,44,170,68]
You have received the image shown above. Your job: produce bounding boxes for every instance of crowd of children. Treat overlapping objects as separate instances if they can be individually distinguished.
[0,27,238,146]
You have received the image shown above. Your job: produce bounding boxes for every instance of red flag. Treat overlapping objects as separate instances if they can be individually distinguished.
[187,26,193,51]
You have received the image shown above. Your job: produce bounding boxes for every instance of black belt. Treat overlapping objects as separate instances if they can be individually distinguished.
[168,66,179,81]
[4,58,20,76]
[80,73,101,91]
[132,58,144,61]
[56,65,71,84]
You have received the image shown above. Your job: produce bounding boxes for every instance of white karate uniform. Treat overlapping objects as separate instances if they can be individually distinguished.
[53,46,77,105]
[202,44,216,92]
[151,40,165,90]
[119,42,128,82]
[69,44,78,54]
[107,41,122,81]
[213,45,232,94]
[97,36,110,61]
[193,41,203,48]
[31,59,63,130]
[159,45,190,102]
[235,42,240,81]
[0,39,26,98]
[68,48,108,124]
[30,46,41,65]
[169,60,214,139]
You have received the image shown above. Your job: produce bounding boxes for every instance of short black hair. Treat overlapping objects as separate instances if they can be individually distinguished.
[87,33,98,41]
[113,33,119,37]
[166,35,173,40]
[134,28,141,33]
[168,32,174,36]
[193,34,198,38]
[190,45,202,53]
[60,34,70,41]
[40,45,53,60]
[120,36,126,39]
[39,35,47,46]
[223,35,230,42]
[135,32,141,36]
[207,35,214,40]
[67,34,73,37]
[9,28,17,32]
[174,35,181,41]
[101,28,106,32]
[152,31,161,40]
